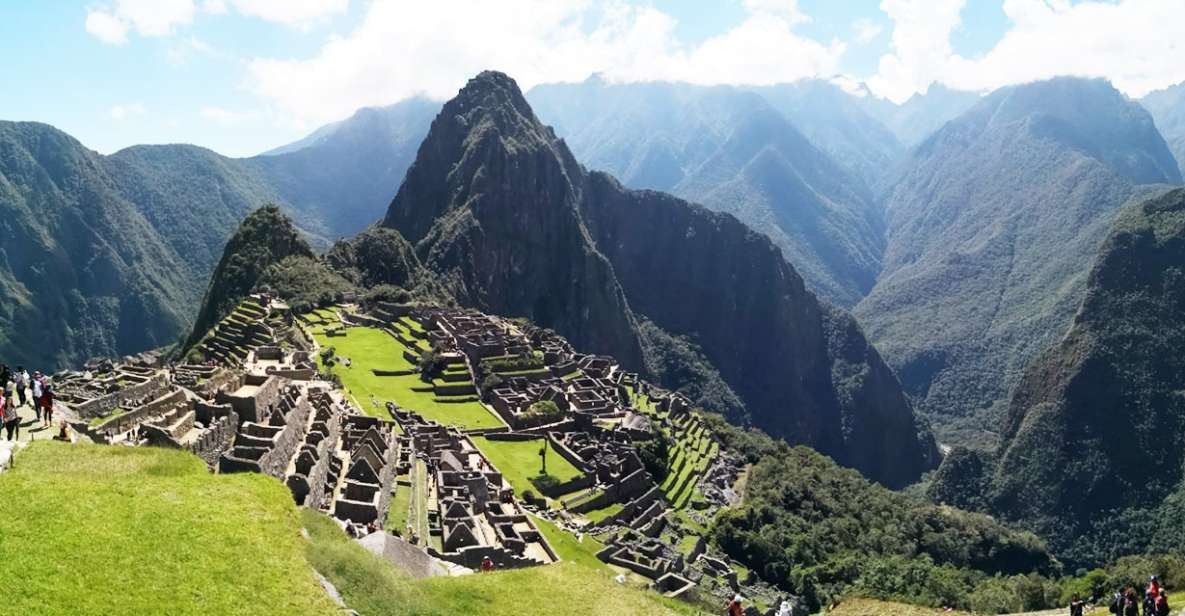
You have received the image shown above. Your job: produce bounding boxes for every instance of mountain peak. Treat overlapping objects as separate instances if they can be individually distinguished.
[381,70,582,242]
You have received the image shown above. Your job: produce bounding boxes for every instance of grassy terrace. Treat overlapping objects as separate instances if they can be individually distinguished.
[302,509,705,616]
[472,436,582,503]
[311,320,502,429]
[631,392,718,510]
[0,443,337,616]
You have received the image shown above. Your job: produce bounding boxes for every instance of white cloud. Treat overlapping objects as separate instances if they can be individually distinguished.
[226,0,348,27]
[110,102,147,120]
[852,18,884,44]
[200,106,258,124]
[741,0,808,24]
[86,0,345,44]
[85,0,195,44]
[86,10,129,45]
[166,36,223,66]
[201,0,228,14]
[246,0,844,127]
[867,0,965,102]
[869,0,1185,102]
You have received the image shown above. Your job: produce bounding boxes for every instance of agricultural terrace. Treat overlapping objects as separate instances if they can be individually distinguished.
[0,442,337,616]
[472,436,582,504]
[306,311,502,430]
[632,389,719,509]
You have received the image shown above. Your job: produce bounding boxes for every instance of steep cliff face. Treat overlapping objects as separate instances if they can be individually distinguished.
[855,78,1183,446]
[0,122,193,369]
[986,188,1185,563]
[378,71,938,487]
[526,78,887,307]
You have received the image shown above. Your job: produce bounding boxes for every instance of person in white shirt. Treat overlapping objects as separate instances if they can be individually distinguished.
[15,367,28,407]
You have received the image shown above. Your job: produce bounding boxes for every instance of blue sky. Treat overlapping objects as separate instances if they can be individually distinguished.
[1,1,1181,157]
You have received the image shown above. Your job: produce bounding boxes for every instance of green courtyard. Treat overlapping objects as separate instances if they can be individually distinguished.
[472,436,583,502]
[309,317,503,430]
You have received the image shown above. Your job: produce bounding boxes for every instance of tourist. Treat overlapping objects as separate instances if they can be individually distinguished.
[1156,589,1170,616]
[30,371,43,421]
[480,556,494,573]
[1070,594,1086,616]
[726,594,744,616]
[2,388,18,441]
[53,422,70,442]
[1148,576,1161,600]
[15,366,28,407]
[41,383,55,428]
[1112,589,1126,614]
[1125,589,1140,616]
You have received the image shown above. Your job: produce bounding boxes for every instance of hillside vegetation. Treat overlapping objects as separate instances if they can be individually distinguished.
[856,77,1182,447]
[0,442,337,616]
[705,416,1055,612]
[969,188,1185,566]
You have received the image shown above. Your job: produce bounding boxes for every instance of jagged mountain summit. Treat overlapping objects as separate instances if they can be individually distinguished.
[857,82,982,147]
[527,77,886,306]
[373,71,938,487]
[855,77,1183,446]
[931,188,1185,566]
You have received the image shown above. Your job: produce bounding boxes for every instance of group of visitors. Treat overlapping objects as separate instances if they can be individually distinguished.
[0,363,57,441]
[1105,575,1171,616]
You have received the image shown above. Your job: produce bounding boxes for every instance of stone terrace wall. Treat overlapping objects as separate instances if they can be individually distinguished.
[72,374,170,420]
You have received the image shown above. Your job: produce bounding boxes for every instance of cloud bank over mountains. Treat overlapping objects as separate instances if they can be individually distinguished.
[80,0,1185,130]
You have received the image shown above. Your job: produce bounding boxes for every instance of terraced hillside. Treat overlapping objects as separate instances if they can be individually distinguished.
[188,297,279,365]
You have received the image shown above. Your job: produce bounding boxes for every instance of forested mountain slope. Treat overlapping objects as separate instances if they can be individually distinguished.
[930,188,1185,566]
[0,101,435,369]
[855,77,1182,445]
[0,121,194,369]
[375,71,938,487]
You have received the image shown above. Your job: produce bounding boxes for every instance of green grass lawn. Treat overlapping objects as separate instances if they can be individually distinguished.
[301,510,705,616]
[0,442,336,616]
[472,436,583,502]
[582,502,625,524]
[313,325,502,429]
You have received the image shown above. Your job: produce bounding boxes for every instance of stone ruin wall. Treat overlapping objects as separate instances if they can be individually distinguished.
[72,373,171,420]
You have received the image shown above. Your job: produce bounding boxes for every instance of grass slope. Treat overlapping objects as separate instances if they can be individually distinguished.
[0,442,336,616]
[301,509,705,616]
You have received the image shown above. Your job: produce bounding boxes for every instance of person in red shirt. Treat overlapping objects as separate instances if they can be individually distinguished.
[480,556,494,573]
[40,383,55,428]
[726,595,744,616]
